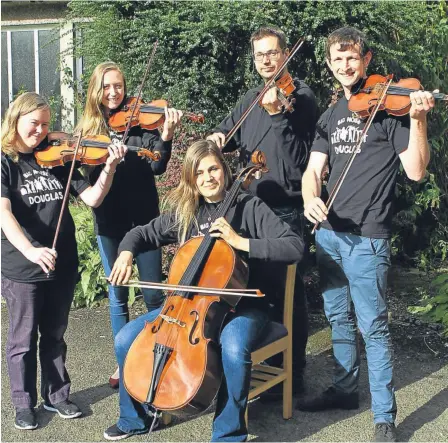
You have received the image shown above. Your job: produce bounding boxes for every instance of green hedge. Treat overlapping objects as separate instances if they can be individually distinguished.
[66,0,448,331]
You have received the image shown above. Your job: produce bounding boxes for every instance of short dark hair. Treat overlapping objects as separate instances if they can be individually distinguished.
[326,26,371,60]
[250,26,287,52]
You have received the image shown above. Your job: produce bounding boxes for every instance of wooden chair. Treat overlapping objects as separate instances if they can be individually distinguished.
[246,263,296,422]
[161,263,296,427]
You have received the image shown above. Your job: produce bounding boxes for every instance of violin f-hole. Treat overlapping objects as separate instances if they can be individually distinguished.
[189,310,200,345]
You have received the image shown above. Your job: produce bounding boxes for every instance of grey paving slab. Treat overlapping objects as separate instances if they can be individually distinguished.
[1,303,447,442]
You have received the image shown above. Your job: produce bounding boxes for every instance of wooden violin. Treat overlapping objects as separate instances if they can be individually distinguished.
[34,133,160,168]
[108,97,205,132]
[122,152,268,417]
[259,72,297,113]
[349,74,447,118]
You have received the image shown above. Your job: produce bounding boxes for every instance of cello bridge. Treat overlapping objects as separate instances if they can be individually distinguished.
[160,314,185,328]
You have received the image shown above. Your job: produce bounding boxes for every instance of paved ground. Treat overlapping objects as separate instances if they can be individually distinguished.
[1,302,447,442]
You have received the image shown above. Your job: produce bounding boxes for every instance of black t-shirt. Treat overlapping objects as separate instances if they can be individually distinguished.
[1,152,90,282]
[87,125,172,239]
[311,97,410,238]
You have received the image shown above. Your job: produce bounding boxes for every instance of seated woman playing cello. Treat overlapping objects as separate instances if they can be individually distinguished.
[104,140,304,441]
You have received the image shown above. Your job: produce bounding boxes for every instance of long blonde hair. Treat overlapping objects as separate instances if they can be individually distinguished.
[162,140,233,244]
[76,62,127,136]
[1,92,50,163]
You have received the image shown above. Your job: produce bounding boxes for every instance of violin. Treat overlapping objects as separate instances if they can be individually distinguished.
[34,133,160,168]
[349,74,447,118]
[108,97,205,132]
[259,72,297,114]
[122,152,268,416]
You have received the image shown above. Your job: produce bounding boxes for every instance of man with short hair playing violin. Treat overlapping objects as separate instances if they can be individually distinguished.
[299,26,436,442]
[207,26,318,396]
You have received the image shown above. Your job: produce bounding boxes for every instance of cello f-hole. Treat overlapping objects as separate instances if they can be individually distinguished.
[189,310,200,345]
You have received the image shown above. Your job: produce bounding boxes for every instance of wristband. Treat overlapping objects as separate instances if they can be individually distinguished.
[103,167,116,176]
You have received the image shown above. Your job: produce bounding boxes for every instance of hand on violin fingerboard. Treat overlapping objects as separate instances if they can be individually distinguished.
[409,90,437,120]
[260,87,283,115]
[109,251,134,286]
[106,140,128,169]
[161,107,184,141]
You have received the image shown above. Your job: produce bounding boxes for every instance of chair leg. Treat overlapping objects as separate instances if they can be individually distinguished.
[283,347,293,419]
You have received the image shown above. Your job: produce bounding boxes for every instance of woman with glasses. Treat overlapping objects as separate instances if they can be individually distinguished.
[207,26,318,396]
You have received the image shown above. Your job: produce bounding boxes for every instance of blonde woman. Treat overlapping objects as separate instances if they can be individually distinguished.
[103,140,304,441]
[1,92,125,430]
[76,62,183,388]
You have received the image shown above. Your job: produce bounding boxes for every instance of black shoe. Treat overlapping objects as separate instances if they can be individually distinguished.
[43,399,82,419]
[296,386,359,412]
[104,417,159,442]
[373,422,398,442]
[104,424,133,441]
[14,408,38,430]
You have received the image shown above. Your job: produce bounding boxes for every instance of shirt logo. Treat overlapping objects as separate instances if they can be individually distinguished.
[331,116,367,155]
[20,170,64,205]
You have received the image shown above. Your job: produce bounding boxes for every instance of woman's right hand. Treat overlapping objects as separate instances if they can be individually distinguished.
[206,132,226,149]
[109,251,134,286]
[23,246,57,273]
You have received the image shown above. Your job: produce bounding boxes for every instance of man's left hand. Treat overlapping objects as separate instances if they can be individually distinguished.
[409,90,437,120]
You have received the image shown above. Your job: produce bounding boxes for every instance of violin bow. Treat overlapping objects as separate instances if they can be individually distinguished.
[103,277,265,298]
[47,130,84,276]
[311,76,394,234]
[223,37,306,147]
[122,40,159,143]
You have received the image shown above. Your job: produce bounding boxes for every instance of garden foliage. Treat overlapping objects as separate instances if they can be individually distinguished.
[65,1,447,329]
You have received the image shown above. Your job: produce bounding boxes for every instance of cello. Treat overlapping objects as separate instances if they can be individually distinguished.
[122,152,268,417]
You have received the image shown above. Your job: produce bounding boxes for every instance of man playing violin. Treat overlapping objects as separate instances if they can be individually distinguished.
[207,25,318,395]
[102,140,304,441]
[299,26,436,442]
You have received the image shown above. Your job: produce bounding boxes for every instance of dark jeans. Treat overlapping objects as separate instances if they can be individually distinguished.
[2,274,77,409]
[269,206,309,374]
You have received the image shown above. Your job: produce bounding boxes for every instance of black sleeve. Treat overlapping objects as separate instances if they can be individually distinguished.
[212,93,251,153]
[69,168,90,197]
[141,129,173,176]
[270,81,318,163]
[310,107,332,155]
[382,115,410,155]
[242,197,304,263]
[118,212,178,257]
[1,155,12,200]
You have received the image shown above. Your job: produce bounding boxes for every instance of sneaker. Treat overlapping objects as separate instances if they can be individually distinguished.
[14,408,38,430]
[43,399,82,419]
[103,418,159,442]
[104,424,133,441]
[373,422,398,442]
[296,386,359,412]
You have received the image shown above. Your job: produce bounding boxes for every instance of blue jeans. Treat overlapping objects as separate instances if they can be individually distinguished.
[97,235,163,341]
[113,306,270,440]
[316,228,396,424]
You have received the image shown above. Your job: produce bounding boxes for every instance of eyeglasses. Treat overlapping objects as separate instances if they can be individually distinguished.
[253,50,282,62]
